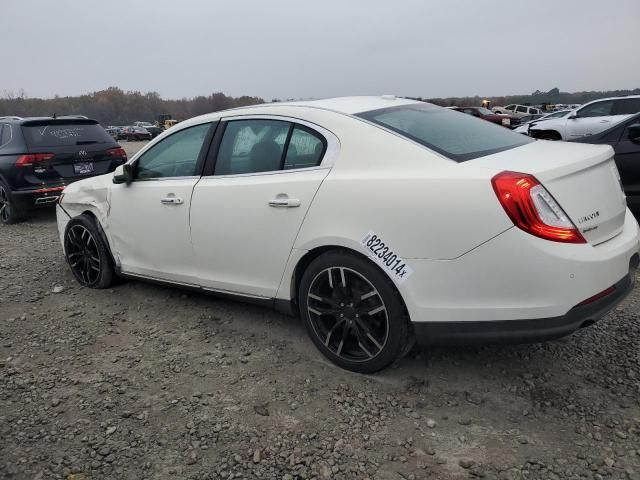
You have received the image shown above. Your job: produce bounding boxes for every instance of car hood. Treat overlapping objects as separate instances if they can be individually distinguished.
[529,117,565,131]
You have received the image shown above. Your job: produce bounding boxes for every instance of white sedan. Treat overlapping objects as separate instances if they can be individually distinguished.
[57,96,639,373]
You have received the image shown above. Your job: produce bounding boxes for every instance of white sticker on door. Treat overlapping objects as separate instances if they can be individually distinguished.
[361,230,413,284]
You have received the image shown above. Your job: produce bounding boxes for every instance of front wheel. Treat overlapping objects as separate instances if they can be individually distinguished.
[298,250,411,373]
[64,215,115,288]
[538,132,561,141]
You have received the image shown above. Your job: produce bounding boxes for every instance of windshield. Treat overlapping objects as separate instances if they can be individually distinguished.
[22,121,113,147]
[357,104,533,162]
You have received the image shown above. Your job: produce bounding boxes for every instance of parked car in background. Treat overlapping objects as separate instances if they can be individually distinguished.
[513,110,572,134]
[105,126,119,140]
[492,104,542,117]
[529,95,640,141]
[570,113,640,210]
[56,96,639,373]
[123,126,152,141]
[518,113,546,124]
[144,125,164,138]
[0,117,126,223]
[452,106,520,128]
[134,121,155,129]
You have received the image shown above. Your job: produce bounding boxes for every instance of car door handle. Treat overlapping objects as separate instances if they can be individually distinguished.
[160,196,184,205]
[269,197,301,208]
[600,119,611,123]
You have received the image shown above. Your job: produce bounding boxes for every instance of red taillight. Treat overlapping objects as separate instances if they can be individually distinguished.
[491,171,586,244]
[106,147,127,160]
[576,286,616,307]
[33,186,65,194]
[15,153,55,167]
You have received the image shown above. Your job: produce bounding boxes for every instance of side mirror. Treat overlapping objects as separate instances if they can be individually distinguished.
[629,124,640,143]
[568,112,578,119]
[112,163,134,184]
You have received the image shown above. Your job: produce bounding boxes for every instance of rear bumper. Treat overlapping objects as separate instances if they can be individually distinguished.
[12,185,69,210]
[413,254,637,345]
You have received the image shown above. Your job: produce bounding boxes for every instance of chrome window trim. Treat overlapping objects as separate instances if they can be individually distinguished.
[209,114,341,177]
[129,175,200,183]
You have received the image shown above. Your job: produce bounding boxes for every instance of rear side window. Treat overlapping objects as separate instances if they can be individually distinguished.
[357,104,533,162]
[214,119,326,175]
[614,98,640,115]
[22,121,113,147]
[0,124,10,146]
[215,120,290,175]
[516,106,528,113]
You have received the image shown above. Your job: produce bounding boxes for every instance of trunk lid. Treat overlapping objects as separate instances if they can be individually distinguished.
[471,140,627,245]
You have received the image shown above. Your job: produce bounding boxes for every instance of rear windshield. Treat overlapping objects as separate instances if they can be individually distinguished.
[357,104,533,161]
[22,121,113,147]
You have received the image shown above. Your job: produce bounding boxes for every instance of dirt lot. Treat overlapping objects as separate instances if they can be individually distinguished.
[1,141,640,479]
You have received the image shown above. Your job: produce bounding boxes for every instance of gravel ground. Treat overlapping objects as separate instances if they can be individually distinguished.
[1,141,640,479]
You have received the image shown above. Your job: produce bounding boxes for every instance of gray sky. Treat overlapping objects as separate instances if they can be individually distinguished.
[3,0,639,100]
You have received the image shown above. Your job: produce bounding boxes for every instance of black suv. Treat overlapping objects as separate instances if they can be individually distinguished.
[0,117,127,224]
[571,112,640,211]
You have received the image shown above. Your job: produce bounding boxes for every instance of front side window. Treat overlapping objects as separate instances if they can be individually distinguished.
[505,105,515,111]
[357,104,533,162]
[214,119,326,175]
[577,101,614,118]
[135,123,211,179]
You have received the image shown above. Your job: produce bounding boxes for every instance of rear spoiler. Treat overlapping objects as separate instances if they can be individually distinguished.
[21,118,99,127]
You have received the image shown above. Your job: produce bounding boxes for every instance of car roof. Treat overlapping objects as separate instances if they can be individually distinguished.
[275,96,423,114]
[174,96,432,130]
[582,95,640,105]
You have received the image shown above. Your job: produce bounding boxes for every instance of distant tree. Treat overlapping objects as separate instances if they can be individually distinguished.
[0,87,265,125]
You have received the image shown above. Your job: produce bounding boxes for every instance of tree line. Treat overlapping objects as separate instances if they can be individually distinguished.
[0,87,264,126]
[419,87,640,108]
[2,86,639,125]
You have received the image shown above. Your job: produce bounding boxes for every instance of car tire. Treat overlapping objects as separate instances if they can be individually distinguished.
[64,214,115,289]
[298,250,411,373]
[539,131,561,141]
[0,181,25,225]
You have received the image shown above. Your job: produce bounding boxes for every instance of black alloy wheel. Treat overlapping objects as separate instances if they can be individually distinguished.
[65,224,102,285]
[307,267,389,362]
[0,182,23,224]
[64,215,115,288]
[299,251,411,373]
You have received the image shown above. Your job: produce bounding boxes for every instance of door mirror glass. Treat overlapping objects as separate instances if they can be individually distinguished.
[112,164,133,184]
[628,123,640,142]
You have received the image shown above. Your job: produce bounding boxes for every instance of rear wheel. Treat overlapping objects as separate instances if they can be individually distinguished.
[0,182,24,225]
[298,250,411,373]
[64,215,115,288]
